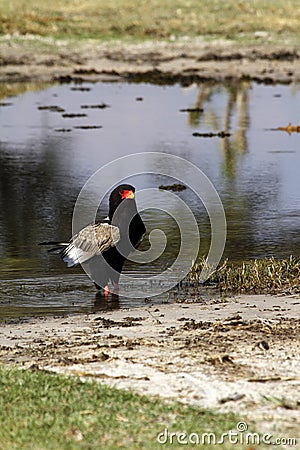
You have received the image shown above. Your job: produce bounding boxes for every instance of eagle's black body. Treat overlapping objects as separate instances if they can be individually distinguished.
[88,185,146,290]
[40,184,146,295]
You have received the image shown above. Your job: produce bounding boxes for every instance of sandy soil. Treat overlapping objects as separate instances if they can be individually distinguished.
[0,37,300,84]
[1,294,299,436]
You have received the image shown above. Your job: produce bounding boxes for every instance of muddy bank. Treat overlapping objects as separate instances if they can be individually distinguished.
[1,294,299,435]
[0,37,300,84]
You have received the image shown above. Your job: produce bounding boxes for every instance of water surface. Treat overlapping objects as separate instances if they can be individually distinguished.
[0,80,300,316]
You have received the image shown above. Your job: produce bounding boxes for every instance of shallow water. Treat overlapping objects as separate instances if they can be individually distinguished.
[0,80,300,317]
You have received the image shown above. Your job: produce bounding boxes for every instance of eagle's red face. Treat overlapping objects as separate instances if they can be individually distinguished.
[119,189,135,199]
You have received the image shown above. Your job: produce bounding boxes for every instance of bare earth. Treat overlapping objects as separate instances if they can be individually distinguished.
[0,37,300,84]
[1,294,299,437]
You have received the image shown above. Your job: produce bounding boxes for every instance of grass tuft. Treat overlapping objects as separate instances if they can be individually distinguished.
[188,256,300,295]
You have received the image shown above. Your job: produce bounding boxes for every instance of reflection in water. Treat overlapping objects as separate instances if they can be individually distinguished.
[0,137,77,275]
[0,275,123,319]
[185,81,250,178]
[0,80,300,316]
[93,293,120,313]
[221,82,250,178]
[185,84,212,127]
[0,81,52,102]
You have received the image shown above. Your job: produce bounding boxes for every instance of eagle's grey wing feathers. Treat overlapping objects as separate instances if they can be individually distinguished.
[62,223,120,267]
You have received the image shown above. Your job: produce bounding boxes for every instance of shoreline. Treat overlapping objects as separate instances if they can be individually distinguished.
[0,37,300,84]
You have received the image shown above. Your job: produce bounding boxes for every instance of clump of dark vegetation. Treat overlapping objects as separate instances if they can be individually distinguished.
[80,103,110,109]
[180,107,203,112]
[70,87,91,92]
[73,125,102,129]
[159,183,186,192]
[187,256,300,295]
[192,131,231,138]
[62,113,87,118]
[38,105,65,112]
[55,128,72,132]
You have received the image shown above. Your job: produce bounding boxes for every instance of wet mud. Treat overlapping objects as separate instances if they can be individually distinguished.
[0,39,300,84]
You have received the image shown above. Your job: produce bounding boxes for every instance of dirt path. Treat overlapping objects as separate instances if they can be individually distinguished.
[0,37,300,84]
[1,294,299,436]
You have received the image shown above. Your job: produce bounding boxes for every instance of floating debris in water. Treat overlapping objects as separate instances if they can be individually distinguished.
[38,105,65,112]
[71,87,91,91]
[80,103,110,109]
[275,123,300,135]
[159,183,186,192]
[73,125,103,129]
[62,113,87,118]
[179,107,203,112]
[136,97,143,101]
[268,150,295,154]
[55,128,72,132]
[192,131,231,138]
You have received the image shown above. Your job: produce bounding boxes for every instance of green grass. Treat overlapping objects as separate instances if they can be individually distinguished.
[0,366,241,450]
[0,0,300,42]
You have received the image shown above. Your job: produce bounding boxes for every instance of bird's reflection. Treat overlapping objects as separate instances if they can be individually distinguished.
[92,292,120,312]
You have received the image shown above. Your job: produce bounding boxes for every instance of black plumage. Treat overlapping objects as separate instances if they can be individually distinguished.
[40,184,146,295]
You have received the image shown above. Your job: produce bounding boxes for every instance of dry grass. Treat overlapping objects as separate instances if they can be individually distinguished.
[188,256,300,295]
[0,0,300,41]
